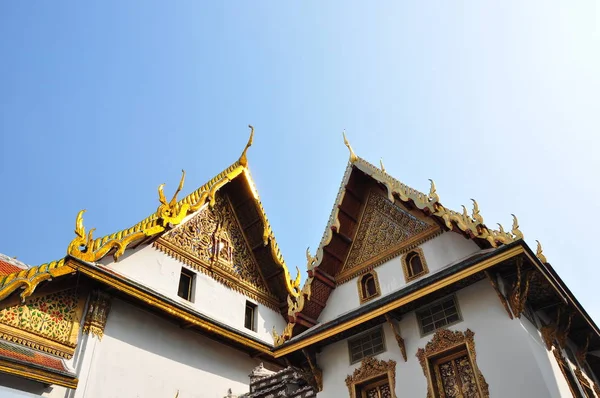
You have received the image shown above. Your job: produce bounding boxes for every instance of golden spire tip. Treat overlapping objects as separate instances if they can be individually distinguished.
[342,130,358,163]
[379,158,386,172]
[239,125,254,167]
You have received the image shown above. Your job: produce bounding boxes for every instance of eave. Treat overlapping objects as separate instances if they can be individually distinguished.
[0,357,78,389]
[65,257,275,356]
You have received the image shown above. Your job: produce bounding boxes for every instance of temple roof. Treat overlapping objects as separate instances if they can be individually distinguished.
[0,254,28,276]
[0,339,77,388]
[274,133,524,344]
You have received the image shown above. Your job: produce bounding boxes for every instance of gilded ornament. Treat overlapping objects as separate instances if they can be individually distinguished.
[302,349,323,392]
[0,258,72,302]
[239,125,254,167]
[484,270,513,319]
[343,131,358,163]
[555,311,573,349]
[576,335,590,365]
[511,214,524,240]
[428,179,440,203]
[384,314,407,362]
[379,158,386,173]
[540,308,561,351]
[507,259,531,318]
[536,240,547,264]
[416,329,489,398]
[345,357,397,398]
[0,288,84,359]
[83,290,112,340]
[471,199,484,224]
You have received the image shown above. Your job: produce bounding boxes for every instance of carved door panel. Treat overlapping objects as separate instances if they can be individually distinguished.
[361,378,392,398]
[433,351,480,398]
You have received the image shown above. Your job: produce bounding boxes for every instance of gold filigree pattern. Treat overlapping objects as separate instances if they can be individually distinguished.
[83,290,112,340]
[345,357,397,398]
[157,195,281,309]
[339,192,438,283]
[507,259,531,318]
[0,289,84,358]
[416,329,489,398]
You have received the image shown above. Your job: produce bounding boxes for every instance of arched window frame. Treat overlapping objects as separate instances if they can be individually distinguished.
[357,271,381,304]
[401,247,429,282]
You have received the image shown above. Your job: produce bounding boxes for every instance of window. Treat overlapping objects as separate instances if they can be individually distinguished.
[417,296,461,335]
[244,301,257,331]
[402,248,429,282]
[358,271,381,304]
[177,268,195,301]
[348,327,386,364]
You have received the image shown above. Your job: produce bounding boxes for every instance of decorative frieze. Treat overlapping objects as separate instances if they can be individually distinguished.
[83,290,112,340]
[0,288,85,358]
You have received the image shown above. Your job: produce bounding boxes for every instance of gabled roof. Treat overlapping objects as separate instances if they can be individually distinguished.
[274,134,524,345]
[0,127,300,308]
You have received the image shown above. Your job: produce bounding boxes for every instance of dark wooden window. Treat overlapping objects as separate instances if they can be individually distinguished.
[407,251,424,277]
[356,375,392,398]
[177,268,194,301]
[363,274,377,298]
[245,301,257,331]
[348,327,385,364]
[417,296,461,335]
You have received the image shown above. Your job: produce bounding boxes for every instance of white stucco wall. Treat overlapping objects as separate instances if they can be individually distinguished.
[318,232,480,323]
[99,245,286,344]
[318,279,577,398]
[79,299,264,398]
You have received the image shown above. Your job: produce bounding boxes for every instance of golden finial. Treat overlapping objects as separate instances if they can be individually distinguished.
[497,223,506,234]
[471,199,484,224]
[342,130,358,163]
[157,170,186,217]
[379,158,386,173]
[511,214,524,240]
[536,240,547,264]
[239,125,254,167]
[428,179,440,203]
[306,247,317,270]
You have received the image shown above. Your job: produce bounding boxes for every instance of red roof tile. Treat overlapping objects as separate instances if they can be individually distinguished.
[0,340,70,373]
[0,260,24,276]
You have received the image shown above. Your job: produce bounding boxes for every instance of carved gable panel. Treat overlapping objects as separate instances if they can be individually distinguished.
[0,288,85,358]
[158,194,277,307]
[339,192,439,283]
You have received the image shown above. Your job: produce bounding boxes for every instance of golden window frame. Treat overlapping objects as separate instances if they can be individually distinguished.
[401,247,429,282]
[357,271,382,304]
[416,328,489,398]
[345,356,397,398]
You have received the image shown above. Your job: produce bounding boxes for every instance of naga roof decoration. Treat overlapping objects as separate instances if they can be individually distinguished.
[273,132,526,346]
[0,126,301,309]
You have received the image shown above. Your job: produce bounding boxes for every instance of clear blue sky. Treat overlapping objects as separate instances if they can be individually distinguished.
[1,2,599,322]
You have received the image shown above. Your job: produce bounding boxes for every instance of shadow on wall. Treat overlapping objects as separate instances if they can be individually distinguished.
[0,373,54,397]
[101,299,261,388]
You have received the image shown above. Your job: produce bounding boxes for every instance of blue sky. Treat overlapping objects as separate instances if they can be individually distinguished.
[1,2,599,322]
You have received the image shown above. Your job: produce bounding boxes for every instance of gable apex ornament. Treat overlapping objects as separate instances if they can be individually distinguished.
[239,125,254,167]
[343,130,358,163]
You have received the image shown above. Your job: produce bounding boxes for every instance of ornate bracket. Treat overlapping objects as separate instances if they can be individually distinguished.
[416,329,489,398]
[83,290,112,340]
[484,270,513,319]
[576,335,590,365]
[540,307,561,351]
[507,258,531,318]
[345,357,397,398]
[384,314,407,362]
[556,311,573,349]
[302,349,323,392]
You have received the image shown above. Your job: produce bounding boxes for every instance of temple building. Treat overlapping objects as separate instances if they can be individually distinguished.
[0,128,599,398]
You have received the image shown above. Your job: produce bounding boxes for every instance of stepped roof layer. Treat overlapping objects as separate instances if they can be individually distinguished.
[0,254,28,276]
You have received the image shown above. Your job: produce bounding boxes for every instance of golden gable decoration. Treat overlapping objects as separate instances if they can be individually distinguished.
[83,290,112,340]
[338,191,439,283]
[0,288,85,359]
[156,194,278,309]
